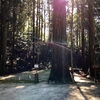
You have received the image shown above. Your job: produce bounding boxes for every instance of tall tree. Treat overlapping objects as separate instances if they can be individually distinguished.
[52,0,66,43]
[0,0,2,64]
[0,0,8,74]
[88,0,95,76]
[49,0,73,83]
[70,0,74,74]
[81,1,85,72]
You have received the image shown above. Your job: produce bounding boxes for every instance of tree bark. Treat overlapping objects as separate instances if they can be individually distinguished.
[48,0,73,83]
[81,3,85,72]
[0,0,8,74]
[88,0,95,77]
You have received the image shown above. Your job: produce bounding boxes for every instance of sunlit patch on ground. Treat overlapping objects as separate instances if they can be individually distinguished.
[16,85,25,89]
[0,75,16,80]
[74,73,95,83]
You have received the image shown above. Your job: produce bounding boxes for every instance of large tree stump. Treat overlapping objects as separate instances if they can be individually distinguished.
[48,43,73,83]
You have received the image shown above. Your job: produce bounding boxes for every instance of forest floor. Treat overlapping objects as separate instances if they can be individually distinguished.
[0,69,100,100]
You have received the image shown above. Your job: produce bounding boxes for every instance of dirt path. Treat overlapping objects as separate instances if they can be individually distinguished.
[0,69,100,100]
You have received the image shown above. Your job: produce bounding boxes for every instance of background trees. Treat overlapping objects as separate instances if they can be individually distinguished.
[0,0,100,80]
[0,0,49,74]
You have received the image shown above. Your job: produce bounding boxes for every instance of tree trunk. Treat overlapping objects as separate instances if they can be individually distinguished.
[88,0,95,77]
[70,0,74,74]
[43,6,46,42]
[0,0,8,74]
[76,2,79,48]
[52,0,66,43]
[48,0,73,83]
[81,3,85,72]
[0,0,2,64]
[11,2,17,71]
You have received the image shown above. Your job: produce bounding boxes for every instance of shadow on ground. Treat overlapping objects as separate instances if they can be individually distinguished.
[0,69,100,100]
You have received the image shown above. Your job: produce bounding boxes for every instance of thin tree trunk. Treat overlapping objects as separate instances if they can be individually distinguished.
[0,0,2,63]
[43,6,45,42]
[88,0,95,77]
[32,0,36,67]
[76,2,79,47]
[0,0,8,74]
[33,0,35,42]
[81,3,85,72]
[70,0,74,73]
[40,0,43,41]
[38,0,40,38]
[11,2,16,69]
[36,0,39,39]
